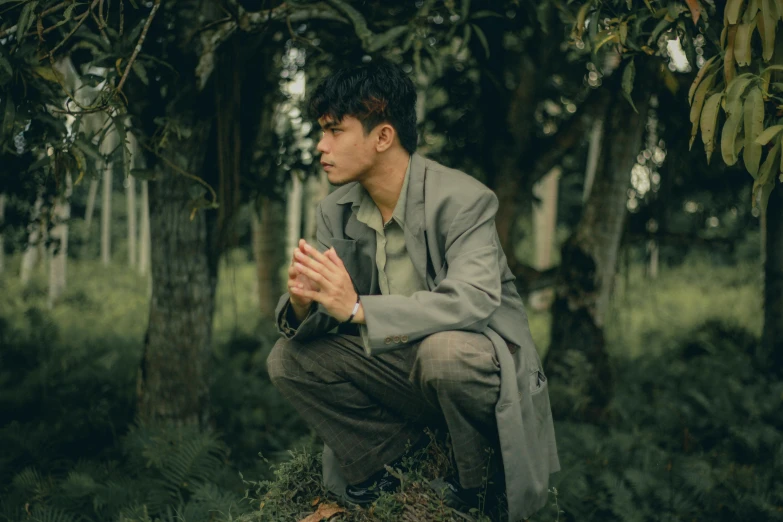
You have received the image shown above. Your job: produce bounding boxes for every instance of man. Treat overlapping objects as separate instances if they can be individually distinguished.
[267,60,559,521]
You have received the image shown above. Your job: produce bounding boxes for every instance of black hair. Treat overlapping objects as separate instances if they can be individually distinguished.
[308,59,418,154]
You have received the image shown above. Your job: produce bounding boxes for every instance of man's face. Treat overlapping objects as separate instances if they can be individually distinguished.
[316,115,377,185]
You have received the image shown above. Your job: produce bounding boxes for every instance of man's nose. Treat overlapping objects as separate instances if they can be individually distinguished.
[316,136,328,154]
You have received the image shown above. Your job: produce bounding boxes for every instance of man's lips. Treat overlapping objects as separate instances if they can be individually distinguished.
[321,162,333,170]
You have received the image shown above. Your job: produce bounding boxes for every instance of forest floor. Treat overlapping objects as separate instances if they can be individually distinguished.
[0,252,778,522]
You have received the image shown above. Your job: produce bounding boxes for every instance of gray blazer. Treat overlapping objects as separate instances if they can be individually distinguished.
[275,153,560,520]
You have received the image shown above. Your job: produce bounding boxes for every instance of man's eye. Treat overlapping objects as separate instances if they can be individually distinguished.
[332,129,342,135]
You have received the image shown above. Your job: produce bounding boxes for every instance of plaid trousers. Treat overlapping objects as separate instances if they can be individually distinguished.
[266,330,501,488]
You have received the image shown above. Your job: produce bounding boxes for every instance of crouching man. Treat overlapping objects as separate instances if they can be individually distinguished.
[267,59,559,521]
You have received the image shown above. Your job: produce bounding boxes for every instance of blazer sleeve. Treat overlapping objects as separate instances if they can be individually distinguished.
[359,189,502,356]
[274,204,341,341]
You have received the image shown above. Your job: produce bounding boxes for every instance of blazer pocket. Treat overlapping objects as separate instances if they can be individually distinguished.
[529,369,548,396]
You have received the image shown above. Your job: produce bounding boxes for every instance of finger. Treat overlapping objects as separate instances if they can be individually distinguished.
[294,261,333,289]
[290,285,321,303]
[294,249,338,283]
[302,241,339,271]
[325,247,345,268]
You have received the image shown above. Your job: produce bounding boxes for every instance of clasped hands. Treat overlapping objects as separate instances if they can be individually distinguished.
[288,239,361,323]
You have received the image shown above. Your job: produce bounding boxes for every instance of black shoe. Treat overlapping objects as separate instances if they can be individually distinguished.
[344,468,401,506]
[344,435,430,506]
[428,475,483,513]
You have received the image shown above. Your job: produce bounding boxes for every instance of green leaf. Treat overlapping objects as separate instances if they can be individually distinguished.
[700,92,723,164]
[759,0,776,61]
[688,56,717,105]
[471,10,502,20]
[726,0,744,24]
[73,137,104,162]
[744,87,764,178]
[721,100,744,166]
[733,21,756,66]
[753,140,780,211]
[689,72,719,149]
[594,29,619,54]
[1,95,15,141]
[457,24,472,54]
[0,55,12,86]
[471,23,490,59]
[460,0,470,21]
[725,74,755,109]
[754,124,783,145]
[16,0,37,42]
[132,62,149,85]
[621,59,638,113]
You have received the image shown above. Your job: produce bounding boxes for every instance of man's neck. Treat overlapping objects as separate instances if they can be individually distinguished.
[360,150,410,222]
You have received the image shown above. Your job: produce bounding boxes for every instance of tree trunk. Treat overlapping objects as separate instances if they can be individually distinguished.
[0,193,5,274]
[529,167,560,311]
[286,172,303,256]
[101,163,112,265]
[85,178,99,232]
[545,86,650,421]
[137,124,217,426]
[48,174,72,308]
[138,180,151,275]
[20,194,44,286]
[761,184,783,371]
[251,196,285,320]
[126,175,137,267]
[304,170,330,244]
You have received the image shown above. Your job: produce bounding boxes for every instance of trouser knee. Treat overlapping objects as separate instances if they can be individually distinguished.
[266,337,295,386]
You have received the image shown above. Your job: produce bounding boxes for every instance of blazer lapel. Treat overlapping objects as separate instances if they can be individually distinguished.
[404,153,429,287]
[336,185,377,294]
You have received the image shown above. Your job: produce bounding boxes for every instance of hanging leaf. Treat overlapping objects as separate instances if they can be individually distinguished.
[594,30,620,54]
[1,95,15,141]
[471,23,490,58]
[754,124,783,145]
[721,99,744,166]
[621,59,638,113]
[726,74,756,108]
[744,87,765,177]
[753,139,780,211]
[16,1,38,41]
[724,24,738,85]
[688,55,717,104]
[759,0,776,61]
[745,0,761,22]
[689,72,718,148]
[700,92,723,163]
[726,0,744,24]
[571,1,592,41]
[471,10,502,20]
[457,24,472,54]
[132,62,149,85]
[685,0,701,24]
[734,21,757,66]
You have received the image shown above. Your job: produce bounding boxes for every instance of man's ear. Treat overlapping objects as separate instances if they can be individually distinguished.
[375,123,396,152]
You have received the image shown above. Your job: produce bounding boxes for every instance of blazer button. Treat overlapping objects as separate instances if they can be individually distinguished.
[393,336,401,343]
[384,337,392,345]
[401,335,409,343]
